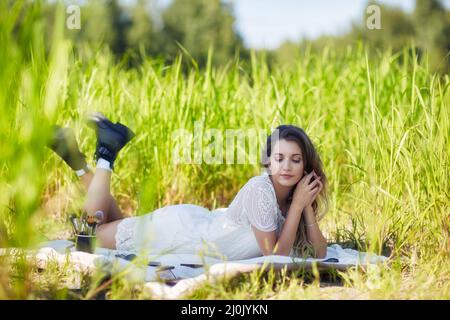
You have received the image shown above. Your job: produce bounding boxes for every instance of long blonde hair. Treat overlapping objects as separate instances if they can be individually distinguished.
[261,125,329,258]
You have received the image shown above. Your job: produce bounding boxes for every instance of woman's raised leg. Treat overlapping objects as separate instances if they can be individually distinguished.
[48,113,135,248]
[47,126,124,223]
[83,112,135,248]
[82,165,123,249]
[79,171,124,223]
[84,112,135,220]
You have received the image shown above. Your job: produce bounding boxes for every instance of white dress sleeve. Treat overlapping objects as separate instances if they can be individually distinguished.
[244,179,278,232]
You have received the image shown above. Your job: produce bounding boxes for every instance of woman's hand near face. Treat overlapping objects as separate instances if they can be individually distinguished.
[291,170,323,212]
[308,171,323,207]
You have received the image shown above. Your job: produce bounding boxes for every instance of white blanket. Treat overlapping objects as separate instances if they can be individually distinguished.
[0,240,389,299]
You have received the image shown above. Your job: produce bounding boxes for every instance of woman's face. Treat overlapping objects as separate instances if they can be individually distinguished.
[268,139,305,187]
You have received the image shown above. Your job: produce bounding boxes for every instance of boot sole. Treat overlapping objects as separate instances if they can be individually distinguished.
[87,112,135,147]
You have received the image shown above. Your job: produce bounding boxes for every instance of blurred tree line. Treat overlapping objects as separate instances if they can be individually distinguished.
[20,0,450,72]
[41,0,248,68]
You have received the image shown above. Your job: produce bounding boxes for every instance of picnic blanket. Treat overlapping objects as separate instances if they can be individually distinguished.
[0,240,389,299]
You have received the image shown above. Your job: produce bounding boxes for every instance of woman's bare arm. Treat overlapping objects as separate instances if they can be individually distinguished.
[253,202,303,256]
[302,204,327,258]
[253,204,327,257]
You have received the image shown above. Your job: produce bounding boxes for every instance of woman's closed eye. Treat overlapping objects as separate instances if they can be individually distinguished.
[275,158,302,163]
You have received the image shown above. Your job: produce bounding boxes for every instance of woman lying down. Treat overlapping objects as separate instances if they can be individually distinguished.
[48,114,329,261]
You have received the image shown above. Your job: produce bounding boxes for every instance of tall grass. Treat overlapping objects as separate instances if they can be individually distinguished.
[0,1,448,299]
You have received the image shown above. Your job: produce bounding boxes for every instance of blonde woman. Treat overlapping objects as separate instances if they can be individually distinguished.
[49,116,328,260]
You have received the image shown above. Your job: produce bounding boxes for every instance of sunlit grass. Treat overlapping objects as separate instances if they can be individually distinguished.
[0,1,448,299]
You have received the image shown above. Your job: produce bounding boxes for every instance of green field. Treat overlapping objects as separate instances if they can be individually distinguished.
[0,2,449,299]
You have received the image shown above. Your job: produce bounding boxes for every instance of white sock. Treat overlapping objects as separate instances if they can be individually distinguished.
[96,158,112,172]
[75,164,92,177]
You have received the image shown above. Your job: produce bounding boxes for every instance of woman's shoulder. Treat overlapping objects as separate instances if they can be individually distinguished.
[226,172,279,224]
[228,171,275,205]
[242,172,275,197]
[247,171,272,186]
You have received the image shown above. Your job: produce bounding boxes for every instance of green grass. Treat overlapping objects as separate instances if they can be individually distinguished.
[0,1,449,299]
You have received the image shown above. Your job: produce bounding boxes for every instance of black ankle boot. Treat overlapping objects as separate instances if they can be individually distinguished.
[88,112,135,169]
[48,126,89,171]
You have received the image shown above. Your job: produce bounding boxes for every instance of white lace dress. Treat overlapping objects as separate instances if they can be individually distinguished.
[114,172,291,260]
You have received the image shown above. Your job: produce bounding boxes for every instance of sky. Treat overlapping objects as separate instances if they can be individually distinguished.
[230,0,450,49]
[122,0,450,49]
[234,0,406,49]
